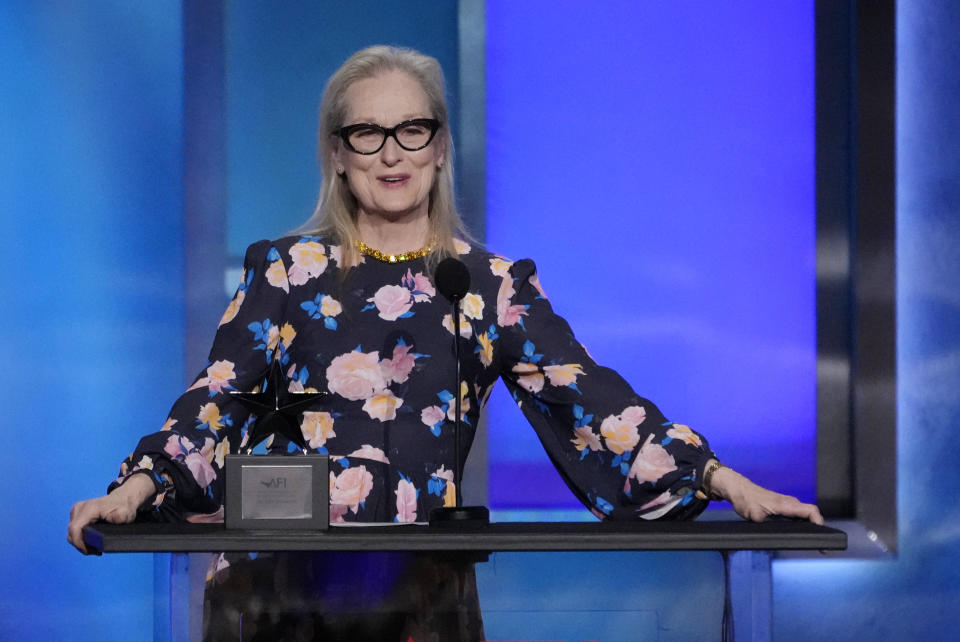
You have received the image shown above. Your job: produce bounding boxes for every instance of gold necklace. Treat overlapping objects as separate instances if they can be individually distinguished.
[354,239,435,263]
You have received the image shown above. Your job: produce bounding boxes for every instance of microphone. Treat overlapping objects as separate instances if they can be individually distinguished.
[429,257,489,526]
[435,257,471,302]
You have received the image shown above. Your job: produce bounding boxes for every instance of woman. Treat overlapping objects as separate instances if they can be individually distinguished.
[68,45,821,639]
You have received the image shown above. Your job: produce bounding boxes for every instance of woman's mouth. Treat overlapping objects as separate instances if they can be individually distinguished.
[379,174,409,187]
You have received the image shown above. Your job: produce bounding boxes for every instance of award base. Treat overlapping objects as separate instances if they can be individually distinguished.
[428,505,490,528]
[225,454,329,530]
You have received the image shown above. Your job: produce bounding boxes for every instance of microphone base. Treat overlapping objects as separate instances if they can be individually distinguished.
[428,505,490,527]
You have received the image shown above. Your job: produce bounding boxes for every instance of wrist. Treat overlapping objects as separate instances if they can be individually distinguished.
[112,472,156,508]
[701,458,722,499]
[702,459,737,501]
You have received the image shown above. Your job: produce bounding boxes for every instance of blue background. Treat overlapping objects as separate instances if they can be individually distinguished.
[484,1,816,510]
[2,1,958,639]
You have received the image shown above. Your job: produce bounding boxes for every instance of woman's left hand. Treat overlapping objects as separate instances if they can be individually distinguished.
[706,460,824,525]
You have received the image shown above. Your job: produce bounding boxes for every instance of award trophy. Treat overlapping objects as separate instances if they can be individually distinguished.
[224,360,329,530]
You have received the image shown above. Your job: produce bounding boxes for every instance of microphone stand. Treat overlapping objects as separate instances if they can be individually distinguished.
[429,291,490,527]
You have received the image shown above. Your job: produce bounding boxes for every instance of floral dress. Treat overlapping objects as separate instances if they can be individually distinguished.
[114,234,715,523]
[111,234,718,640]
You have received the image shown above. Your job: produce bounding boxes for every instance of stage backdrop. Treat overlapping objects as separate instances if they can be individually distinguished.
[221,1,817,516]
[484,0,816,512]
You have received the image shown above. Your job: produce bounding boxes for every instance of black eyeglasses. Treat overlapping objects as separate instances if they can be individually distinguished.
[335,118,441,155]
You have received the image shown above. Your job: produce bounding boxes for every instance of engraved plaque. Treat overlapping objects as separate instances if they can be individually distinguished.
[241,464,313,519]
[225,454,328,530]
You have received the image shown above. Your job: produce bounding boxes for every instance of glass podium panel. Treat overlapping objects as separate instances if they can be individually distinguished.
[166,550,729,641]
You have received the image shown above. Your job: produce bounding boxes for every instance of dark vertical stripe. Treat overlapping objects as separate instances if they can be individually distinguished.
[458,0,488,507]
[183,0,228,381]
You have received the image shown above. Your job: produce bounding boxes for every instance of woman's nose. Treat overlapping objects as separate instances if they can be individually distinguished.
[379,135,403,164]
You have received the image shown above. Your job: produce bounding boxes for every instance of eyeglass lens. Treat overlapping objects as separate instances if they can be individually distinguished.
[346,120,436,154]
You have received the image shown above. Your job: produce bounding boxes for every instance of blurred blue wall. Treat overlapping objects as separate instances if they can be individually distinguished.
[773,2,960,638]
[484,0,817,512]
[0,2,184,640]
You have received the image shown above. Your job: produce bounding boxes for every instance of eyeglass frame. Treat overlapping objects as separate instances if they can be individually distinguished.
[334,118,442,155]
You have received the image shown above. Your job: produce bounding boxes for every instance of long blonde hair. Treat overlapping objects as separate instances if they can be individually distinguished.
[297,45,470,270]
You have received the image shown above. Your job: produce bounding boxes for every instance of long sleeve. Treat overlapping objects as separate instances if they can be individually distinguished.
[496,258,716,520]
[109,240,293,517]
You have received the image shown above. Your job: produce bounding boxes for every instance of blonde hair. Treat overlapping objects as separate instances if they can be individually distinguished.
[297,45,471,270]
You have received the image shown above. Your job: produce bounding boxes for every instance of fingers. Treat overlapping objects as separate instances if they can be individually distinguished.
[730,481,825,525]
[67,495,137,555]
[778,497,824,525]
[766,494,825,525]
[67,499,99,555]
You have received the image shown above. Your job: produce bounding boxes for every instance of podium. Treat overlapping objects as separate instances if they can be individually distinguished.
[84,520,846,641]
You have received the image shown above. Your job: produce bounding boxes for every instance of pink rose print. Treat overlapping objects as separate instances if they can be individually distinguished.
[489,257,512,277]
[300,411,336,449]
[599,405,648,455]
[408,269,435,303]
[287,241,328,286]
[362,390,403,422]
[219,289,245,326]
[666,423,702,447]
[205,360,236,394]
[266,260,290,292]
[512,362,544,394]
[599,414,641,455]
[640,490,674,511]
[186,360,237,396]
[442,313,473,338]
[461,293,484,319]
[370,284,414,321]
[380,342,416,384]
[328,484,349,524]
[421,405,445,429]
[163,433,186,458]
[330,466,374,515]
[395,477,418,523]
[628,433,678,484]
[433,465,454,483]
[571,426,604,453]
[185,452,217,488]
[326,350,386,401]
[621,405,647,426]
[347,445,390,464]
[496,273,528,327]
[543,363,585,388]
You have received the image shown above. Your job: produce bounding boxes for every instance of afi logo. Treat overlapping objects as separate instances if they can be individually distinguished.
[260,477,287,489]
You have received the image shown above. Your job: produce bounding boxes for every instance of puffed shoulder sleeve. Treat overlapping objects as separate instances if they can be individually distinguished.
[109,239,293,518]
[496,258,716,520]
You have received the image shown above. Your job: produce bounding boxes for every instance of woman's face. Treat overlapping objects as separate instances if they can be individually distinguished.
[335,70,444,224]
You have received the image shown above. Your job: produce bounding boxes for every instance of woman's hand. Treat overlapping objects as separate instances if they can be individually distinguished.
[705,460,824,525]
[67,473,155,554]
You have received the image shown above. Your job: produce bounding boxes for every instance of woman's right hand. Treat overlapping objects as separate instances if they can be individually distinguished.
[67,473,155,554]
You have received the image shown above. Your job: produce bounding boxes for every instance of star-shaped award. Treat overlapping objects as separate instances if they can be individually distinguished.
[230,359,327,453]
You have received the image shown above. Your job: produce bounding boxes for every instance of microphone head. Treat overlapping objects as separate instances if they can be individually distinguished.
[434,257,471,302]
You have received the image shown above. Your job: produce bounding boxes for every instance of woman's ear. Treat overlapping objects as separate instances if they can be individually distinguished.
[435,141,447,169]
[332,149,345,176]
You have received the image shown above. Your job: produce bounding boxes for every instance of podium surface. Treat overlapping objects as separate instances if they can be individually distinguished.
[83,520,846,554]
